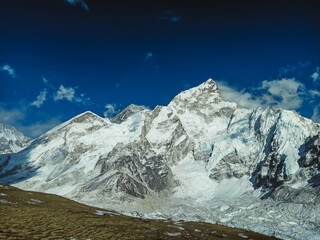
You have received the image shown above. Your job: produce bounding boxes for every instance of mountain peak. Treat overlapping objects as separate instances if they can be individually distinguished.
[168,79,222,111]
[197,78,219,91]
[69,111,105,124]
[111,104,147,124]
[43,111,108,136]
[0,123,31,154]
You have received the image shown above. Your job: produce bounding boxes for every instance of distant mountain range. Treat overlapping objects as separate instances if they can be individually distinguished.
[1,79,319,240]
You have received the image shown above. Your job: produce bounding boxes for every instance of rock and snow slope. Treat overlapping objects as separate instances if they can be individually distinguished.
[0,79,320,240]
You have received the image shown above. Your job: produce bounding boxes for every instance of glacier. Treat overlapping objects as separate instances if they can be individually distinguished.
[0,79,319,240]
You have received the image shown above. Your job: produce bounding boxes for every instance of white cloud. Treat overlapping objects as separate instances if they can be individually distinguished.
[217,82,262,109]
[54,85,76,102]
[312,105,320,123]
[218,78,306,110]
[64,0,89,11]
[1,64,16,78]
[53,85,90,104]
[260,78,305,110]
[31,89,48,108]
[310,67,320,83]
[0,107,25,126]
[103,104,120,118]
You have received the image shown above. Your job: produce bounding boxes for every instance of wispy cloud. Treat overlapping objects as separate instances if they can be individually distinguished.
[0,106,61,137]
[31,89,48,108]
[103,103,120,118]
[312,105,320,123]
[19,118,62,138]
[171,16,181,22]
[41,76,57,90]
[159,10,181,22]
[310,67,320,83]
[218,78,306,110]
[143,51,160,71]
[309,89,320,98]
[64,0,89,11]
[145,51,153,60]
[0,106,25,126]
[135,104,150,110]
[42,76,48,84]
[278,61,311,77]
[1,64,16,78]
[53,85,90,104]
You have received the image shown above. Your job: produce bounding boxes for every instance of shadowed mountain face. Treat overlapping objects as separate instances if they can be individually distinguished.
[0,79,320,240]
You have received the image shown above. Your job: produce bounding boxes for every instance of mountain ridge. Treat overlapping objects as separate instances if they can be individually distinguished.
[0,79,319,240]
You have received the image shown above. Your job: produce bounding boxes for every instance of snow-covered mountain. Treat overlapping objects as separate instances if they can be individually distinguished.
[0,79,320,240]
[0,123,31,154]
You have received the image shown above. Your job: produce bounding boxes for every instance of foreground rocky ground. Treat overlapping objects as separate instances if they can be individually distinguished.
[0,184,280,240]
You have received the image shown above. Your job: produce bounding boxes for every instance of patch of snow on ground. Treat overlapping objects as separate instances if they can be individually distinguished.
[164,232,182,236]
[238,233,249,238]
[0,199,14,204]
[168,225,184,230]
[27,199,43,204]
[95,210,106,216]
[95,210,120,216]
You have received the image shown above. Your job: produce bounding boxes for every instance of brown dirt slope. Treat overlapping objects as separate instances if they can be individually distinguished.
[0,184,281,240]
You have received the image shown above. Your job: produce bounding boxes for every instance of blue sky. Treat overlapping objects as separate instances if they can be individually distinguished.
[0,0,320,137]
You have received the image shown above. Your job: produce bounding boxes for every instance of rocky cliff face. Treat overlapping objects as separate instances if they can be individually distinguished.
[0,79,320,240]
